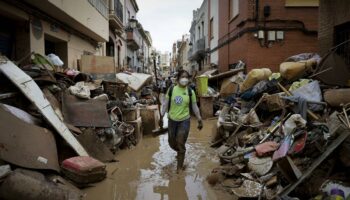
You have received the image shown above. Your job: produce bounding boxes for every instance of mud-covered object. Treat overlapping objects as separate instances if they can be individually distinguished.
[231,179,263,198]
[61,156,107,186]
[62,92,111,128]
[0,105,60,172]
[240,80,279,101]
[248,156,273,176]
[0,171,81,200]
[75,129,115,162]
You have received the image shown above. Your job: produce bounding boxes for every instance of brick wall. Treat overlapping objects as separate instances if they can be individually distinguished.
[319,0,350,55]
[218,0,319,72]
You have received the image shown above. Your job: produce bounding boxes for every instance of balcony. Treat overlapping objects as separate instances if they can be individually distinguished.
[189,37,206,61]
[126,29,141,51]
[109,0,124,31]
[24,0,109,41]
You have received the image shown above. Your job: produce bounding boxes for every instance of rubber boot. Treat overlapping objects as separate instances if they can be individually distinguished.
[177,153,185,173]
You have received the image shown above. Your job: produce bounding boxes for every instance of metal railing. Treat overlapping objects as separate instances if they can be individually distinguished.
[88,0,108,19]
[114,0,123,22]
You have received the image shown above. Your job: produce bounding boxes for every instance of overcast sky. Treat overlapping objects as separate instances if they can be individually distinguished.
[137,0,203,53]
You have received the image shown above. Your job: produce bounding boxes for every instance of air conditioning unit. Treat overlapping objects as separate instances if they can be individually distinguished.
[268,31,276,41]
[276,31,284,40]
[258,30,264,39]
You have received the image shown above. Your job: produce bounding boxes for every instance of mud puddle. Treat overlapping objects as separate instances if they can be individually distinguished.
[84,119,232,200]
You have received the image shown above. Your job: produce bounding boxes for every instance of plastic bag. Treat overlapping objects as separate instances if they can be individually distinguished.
[292,80,323,111]
[68,82,91,99]
[283,114,306,135]
[47,54,64,67]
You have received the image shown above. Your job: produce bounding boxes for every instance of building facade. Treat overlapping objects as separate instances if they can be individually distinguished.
[177,34,191,73]
[0,0,109,69]
[217,0,319,72]
[208,0,219,66]
[188,0,209,73]
[160,51,171,76]
[107,0,125,71]
[319,0,350,56]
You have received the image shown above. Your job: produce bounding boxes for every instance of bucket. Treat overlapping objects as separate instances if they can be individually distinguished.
[196,76,209,97]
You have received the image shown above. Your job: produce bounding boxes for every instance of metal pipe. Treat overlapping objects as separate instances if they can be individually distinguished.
[255,0,259,22]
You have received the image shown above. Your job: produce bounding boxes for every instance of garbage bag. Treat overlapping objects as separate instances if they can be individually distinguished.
[68,82,91,99]
[284,53,321,64]
[291,80,323,111]
[280,59,316,80]
[240,68,272,92]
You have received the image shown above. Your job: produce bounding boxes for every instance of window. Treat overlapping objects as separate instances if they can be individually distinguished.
[210,18,214,40]
[334,22,350,65]
[230,0,239,20]
[198,26,201,39]
[201,21,204,38]
[127,10,130,20]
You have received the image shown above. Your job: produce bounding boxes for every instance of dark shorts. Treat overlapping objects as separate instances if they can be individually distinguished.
[168,118,190,154]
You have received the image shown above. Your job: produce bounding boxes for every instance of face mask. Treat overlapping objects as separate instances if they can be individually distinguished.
[179,78,189,86]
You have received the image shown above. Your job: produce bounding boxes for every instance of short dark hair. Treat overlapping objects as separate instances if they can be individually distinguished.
[177,70,190,81]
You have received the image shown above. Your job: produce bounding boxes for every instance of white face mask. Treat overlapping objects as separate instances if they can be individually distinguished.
[179,78,189,86]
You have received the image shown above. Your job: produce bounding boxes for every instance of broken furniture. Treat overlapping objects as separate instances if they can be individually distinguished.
[0,57,88,156]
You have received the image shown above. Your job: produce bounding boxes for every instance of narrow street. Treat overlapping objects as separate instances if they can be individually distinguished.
[84,119,232,200]
[2,0,350,199]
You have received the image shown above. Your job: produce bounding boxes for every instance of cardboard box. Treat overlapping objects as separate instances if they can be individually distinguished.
[140,105,159,135]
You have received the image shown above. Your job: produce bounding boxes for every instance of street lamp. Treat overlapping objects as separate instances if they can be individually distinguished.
[129,16,138,29]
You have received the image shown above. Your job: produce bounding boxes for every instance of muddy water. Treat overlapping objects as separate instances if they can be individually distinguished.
[84,119,232,200]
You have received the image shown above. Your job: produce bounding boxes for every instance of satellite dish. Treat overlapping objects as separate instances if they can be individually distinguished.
[32,18,43,40]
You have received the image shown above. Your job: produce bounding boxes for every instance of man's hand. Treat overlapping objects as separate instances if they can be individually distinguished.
[197,120,203,130]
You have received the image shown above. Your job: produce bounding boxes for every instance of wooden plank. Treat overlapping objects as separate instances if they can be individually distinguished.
[0,57,88,156]
[208,68,244,81]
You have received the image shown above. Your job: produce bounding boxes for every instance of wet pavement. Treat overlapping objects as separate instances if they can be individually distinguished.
[84,119,233,200]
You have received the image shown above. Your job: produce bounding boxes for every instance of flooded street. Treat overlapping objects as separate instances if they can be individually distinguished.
[84,119,232,200]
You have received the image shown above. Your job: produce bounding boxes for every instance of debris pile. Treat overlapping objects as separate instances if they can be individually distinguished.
[207,53,350,199]
[0,54,160,199]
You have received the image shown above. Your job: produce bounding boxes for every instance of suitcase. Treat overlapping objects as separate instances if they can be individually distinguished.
[61,156,106,185]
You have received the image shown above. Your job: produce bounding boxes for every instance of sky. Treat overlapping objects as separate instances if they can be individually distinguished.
[137,0,203,53]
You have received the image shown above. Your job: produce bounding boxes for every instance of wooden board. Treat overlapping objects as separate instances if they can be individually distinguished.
[80,55,115,74]
[200,97,214,119]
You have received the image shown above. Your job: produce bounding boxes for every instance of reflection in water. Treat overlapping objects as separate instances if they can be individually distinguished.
[136,134,207,200]
[154,177,188,200]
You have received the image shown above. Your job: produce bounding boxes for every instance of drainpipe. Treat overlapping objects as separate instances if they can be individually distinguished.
[255,0,259,26]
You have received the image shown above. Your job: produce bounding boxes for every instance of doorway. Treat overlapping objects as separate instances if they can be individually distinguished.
[44,34,68,68]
